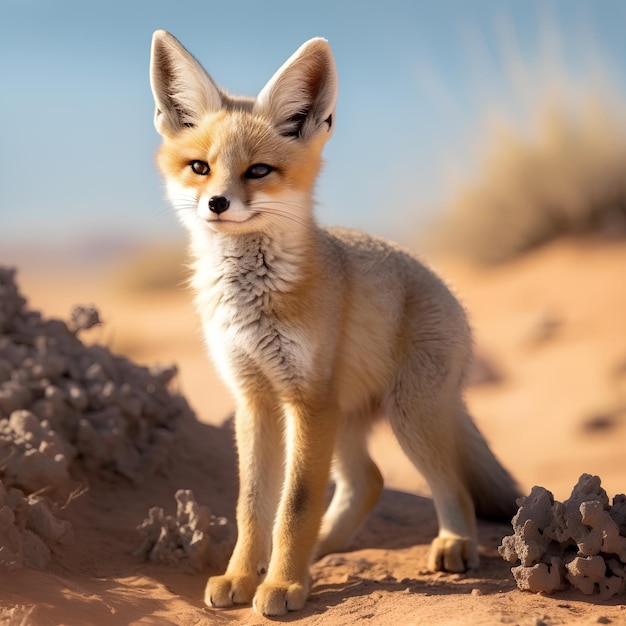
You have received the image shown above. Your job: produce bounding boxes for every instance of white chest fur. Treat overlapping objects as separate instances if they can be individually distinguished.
[190,232,314,393]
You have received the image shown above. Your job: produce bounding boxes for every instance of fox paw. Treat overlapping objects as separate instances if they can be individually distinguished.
[205,573,257,608]
[252,580,308,616]
[427,535,479,573]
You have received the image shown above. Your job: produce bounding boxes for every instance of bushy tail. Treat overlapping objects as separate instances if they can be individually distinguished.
[458,409,521,521]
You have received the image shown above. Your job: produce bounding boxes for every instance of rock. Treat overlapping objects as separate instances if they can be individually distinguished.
[565,555,606,595]
[511,557,564,594]
[69,305,101,333]
[0,478,73,570]
[134,489,233,572]
[500,474,626,599]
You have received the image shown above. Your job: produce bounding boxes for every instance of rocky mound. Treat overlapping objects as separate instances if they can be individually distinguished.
[499,473,626,598]
[0,267,194,492]
[0,266,224,571]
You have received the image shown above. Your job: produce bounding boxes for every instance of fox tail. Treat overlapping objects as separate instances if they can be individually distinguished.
[458,408,521,521]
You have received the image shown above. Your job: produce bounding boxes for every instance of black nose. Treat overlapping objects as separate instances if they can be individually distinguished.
[208,195,230,215]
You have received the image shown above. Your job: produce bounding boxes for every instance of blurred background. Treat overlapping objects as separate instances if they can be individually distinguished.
[1,0,625,500]
[2,0,625,261]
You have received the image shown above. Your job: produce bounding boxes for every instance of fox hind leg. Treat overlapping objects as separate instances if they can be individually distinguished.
[316,420,383,558]
[387,384,479,573]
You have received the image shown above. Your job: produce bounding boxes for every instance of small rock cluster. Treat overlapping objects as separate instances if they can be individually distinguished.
[134,489,232,572]
[499,474,626,598]
[0,266,195,491]
[0,478,73,570]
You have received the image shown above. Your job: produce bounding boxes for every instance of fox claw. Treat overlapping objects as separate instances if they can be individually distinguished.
[427,535,479,573]
[253,580,308,616]
[205,573,257,608]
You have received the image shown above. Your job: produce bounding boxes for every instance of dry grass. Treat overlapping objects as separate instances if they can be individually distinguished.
[432,94,626,263]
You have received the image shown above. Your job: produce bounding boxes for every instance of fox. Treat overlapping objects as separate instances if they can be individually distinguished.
[149,30,520,616]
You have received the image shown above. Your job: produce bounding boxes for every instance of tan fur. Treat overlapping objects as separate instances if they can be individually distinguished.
[149,30,520,616]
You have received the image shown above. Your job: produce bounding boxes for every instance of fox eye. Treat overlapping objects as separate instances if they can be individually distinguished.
[190,160,210,175]
[245,163,273,179]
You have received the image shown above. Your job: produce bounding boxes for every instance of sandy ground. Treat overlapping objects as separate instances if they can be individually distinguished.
[2,236,625,625]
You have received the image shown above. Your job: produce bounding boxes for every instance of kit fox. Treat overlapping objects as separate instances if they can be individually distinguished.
[150,30,519,616]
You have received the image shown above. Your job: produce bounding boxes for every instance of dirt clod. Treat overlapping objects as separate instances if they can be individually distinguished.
[134,488,233,572]
[500,474,626,598]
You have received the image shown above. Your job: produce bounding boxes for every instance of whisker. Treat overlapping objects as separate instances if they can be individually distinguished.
[262,213,304,235]
[250,205,303,218]
[249,206,311,231]
[248,200,307,216]
[249,199,307,211]
[269,212,307,234]
[167,194,313,233]
[172,202,200,214]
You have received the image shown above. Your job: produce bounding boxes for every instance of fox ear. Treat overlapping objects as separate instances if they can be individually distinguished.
[255,38,338,140]
[150,30,222,136]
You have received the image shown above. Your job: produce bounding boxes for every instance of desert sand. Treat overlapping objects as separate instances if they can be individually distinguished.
[1,236,625,625]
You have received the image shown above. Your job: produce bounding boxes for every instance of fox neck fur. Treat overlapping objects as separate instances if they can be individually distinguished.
[188,221,338,399]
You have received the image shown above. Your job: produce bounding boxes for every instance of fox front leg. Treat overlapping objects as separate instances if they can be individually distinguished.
[205,398,283,608]
[252,400,337,616]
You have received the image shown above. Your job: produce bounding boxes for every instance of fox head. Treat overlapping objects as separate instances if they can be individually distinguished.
[150,30,338,237]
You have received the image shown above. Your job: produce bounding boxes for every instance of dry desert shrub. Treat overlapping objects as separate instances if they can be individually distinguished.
[434,95,626,262]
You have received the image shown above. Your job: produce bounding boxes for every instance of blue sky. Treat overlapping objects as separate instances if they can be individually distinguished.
[1,0,625,262]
